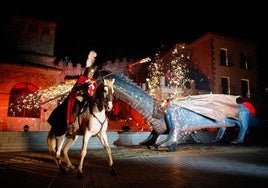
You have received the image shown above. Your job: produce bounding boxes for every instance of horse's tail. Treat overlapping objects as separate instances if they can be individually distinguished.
[47,128,56,154]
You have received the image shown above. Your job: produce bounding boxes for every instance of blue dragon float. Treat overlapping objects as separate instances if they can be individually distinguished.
[107,72,259,152]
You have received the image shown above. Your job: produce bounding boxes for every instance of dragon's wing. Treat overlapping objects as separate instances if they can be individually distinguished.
[171,94,240,122]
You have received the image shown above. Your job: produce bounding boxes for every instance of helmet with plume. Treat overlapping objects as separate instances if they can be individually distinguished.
[86,50,97,67]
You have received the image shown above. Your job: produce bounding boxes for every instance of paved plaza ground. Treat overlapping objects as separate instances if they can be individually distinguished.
[1,120,268,187]
[1,143,268,188]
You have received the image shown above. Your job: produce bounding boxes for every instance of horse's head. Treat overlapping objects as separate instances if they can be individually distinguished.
[103,78,115,112]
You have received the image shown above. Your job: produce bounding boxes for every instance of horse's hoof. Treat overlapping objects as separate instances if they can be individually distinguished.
[65,168,73,174]
[60,166,73,174]
[64,166,74,174]
[110,165,117,176]
[77,172,83,179]
[59,165,67,174]
[67,165,76,170]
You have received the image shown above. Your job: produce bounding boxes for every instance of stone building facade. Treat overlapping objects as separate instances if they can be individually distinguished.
[0,14,62,131]
[0,14,263,132]
[0,63,61,131]
[190,32,261,112]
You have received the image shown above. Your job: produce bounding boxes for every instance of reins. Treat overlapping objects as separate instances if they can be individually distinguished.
[92,112,107,134]
[77,81,113,135]
[103,84,114,110]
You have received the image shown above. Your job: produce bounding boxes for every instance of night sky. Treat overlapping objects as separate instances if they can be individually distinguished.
[2,1,266,69]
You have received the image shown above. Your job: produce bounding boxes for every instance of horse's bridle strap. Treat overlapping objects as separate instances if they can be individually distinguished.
[92,113,107,134]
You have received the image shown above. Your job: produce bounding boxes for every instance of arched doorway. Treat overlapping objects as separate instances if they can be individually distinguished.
[8,82,41,118]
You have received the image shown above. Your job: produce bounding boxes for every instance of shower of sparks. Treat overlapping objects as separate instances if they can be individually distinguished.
[39,80,75,105]
[9,80,75,116]
[147,44,192,100]
[147,43,210,102]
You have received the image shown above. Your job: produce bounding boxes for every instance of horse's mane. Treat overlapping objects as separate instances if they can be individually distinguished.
[92,82,105,112]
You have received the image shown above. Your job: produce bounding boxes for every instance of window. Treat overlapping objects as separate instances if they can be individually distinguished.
[240,52,249,69]
[241,79,250,98]
[42,26,50,35]
[220,49,228,66]
[221,77,230,94]
[8,82,41,118]
[28,24,38,33]
[220,48,233,66]
[15,21,25,31]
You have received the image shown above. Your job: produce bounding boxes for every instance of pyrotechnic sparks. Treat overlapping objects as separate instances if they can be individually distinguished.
[8,80,75,116]
[147,43,210,101]
[39,80,75,105]
[147,44,191,100]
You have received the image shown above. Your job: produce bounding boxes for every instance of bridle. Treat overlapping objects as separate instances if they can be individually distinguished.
[99,78,114,111]
[91,80,114,134]
[103,83,114,111]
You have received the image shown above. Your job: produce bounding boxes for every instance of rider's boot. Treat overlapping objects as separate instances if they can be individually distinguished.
[66,100,80,137]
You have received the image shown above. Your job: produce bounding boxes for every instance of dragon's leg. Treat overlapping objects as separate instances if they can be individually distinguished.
[165,108,179,152]
[212,127,227,143]
[139,130,160,149]
[231,105,250,144]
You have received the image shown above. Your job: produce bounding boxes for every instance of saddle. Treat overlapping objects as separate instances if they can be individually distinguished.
[75,96,93,116]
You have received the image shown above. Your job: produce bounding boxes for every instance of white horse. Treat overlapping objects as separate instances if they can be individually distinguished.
[47,78,117,178]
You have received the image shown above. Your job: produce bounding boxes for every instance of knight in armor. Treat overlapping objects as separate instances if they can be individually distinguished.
[66,51,98,136]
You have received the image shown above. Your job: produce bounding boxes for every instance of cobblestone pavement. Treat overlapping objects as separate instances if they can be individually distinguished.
[1,144,268,188]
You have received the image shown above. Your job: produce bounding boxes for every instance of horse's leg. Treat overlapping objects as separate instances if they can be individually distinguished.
[62,135,77,170]
[77,131,91,178]
[98,132,117,176]
[55,135,66,173]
